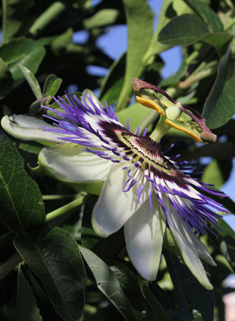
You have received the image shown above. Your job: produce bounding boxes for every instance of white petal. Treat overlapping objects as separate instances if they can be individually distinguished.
[167,203,213,289]
[124,197,166,281]
[82,90,102,110]
[1,115,66,143]
[189,233,216,266]
[38,144,111,194]
[92,163,148,237]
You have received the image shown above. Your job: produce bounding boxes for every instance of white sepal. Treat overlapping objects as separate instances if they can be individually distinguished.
[167,201,213,290]
[37,143,111,195]
[92,163,148,237]
[125,197,166,281]
[1,115,63,143]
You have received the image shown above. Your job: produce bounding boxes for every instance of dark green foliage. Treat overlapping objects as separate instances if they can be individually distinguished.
[0,0,235,320]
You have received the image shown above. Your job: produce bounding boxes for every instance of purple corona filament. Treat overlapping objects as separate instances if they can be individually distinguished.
[42,92,228,234]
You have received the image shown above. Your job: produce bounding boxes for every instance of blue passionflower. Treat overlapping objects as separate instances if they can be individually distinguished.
[1,86,227,289]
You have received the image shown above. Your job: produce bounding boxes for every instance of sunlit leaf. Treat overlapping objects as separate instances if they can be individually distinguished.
[99,53,126,106]
[200,32,231,51]
[43,74,62,102]
[184,0,224,32]
[0,38,46,80]
[18,64,42,100]
[158,14,209,46]
[117,102,151,132]
[203,46,235,128]
[84,9,119,29]
[202,159,232,189]
[116,0,153,109]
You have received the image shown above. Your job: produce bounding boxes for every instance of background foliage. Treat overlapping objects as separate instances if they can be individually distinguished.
[0,0,235,320]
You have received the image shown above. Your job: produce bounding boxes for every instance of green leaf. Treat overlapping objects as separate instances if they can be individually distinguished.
[110,263,171,321]
[164,251,215,321]
[149,282,185,321]
[0,57,13,99]
[214,119,235,137]
[208,218,235,272]
[202,159,232,189]
[200,32,231,51]
[117,102,150,132]
[0,130,45,235]
[158,14,209,46]
[80,246,138,321]
[18,64,42,100]
[203,46,235,129]
[143,0,177,64]
[2,0,35,43]
[84,9,119,29]
[81,198,125,259]
[14,227,86,321]
[184,0,224,33]
[14,265,43,321]
[116,0,153,110]
[99,53,126,106]
[51,28,74,55]
[43,74,63,101]
[0,38,46,80]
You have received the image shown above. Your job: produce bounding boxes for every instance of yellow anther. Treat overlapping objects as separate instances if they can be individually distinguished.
[165,119,202,142]
[136,96,165,116]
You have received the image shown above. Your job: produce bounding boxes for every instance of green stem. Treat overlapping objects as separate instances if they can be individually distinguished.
[0,253,22,280]
[185,51,200,65]
[29,2,66,37]
[45,193,93,221]
[224,15,235,31]
[178,67,217,89]
[150,116,170,142]
[43,194,78,200]
[0,231,15,244]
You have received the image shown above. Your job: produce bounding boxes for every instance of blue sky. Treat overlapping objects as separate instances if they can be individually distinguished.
[73,0,182,79]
